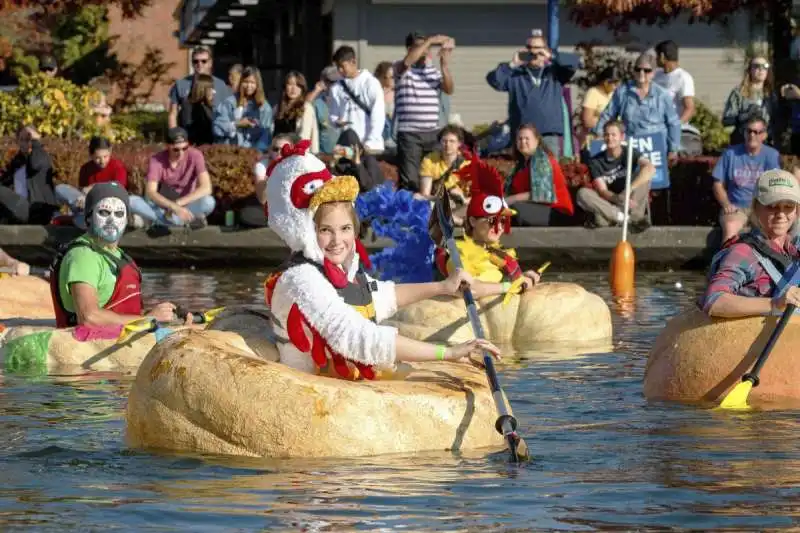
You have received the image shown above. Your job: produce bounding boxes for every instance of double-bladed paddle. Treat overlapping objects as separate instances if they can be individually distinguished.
[433,192,529,462]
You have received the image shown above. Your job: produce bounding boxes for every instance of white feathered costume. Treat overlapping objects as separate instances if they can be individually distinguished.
[264,140,399,380]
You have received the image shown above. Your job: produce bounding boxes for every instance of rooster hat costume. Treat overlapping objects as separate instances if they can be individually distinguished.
[263,140,401,380]
[435,154,526,296]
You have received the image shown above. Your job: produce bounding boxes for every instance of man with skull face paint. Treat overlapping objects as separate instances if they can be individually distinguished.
[50,182,185,328]
[434,154,541,297]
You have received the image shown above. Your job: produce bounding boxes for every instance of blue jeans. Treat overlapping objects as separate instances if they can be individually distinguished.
[54,183,87,229]
[129,195,216,226]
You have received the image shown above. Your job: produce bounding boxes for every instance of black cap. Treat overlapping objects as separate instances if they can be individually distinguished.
[85,182,130,216]
[40,55,57,71]
[405,32,426,48]
[166,127,188,145]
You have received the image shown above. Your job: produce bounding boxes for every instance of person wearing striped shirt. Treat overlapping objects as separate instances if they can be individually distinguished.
[394,32,455,193]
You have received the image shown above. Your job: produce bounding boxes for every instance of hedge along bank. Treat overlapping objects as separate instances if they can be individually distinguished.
[2,136,800,225]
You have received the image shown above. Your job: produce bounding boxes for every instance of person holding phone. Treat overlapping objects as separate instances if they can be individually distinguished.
[486,29,579,158]
[329,129,385,192]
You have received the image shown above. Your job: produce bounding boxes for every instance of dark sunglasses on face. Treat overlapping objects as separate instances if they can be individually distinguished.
[193,58,209,65]
[746,128,765,135]
[171,145,188,153]
[751,63,769,70]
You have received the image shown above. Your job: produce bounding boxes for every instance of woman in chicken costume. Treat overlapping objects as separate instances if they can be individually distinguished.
[383,153,614,351]
[262,140,501,379]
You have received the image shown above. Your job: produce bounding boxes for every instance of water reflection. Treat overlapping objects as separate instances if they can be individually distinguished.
[5,269,800,530]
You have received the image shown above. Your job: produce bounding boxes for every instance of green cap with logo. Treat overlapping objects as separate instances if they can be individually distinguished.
[756,169,800,206]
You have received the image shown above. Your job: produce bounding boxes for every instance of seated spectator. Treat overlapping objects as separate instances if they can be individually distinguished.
[374,61,395,145]
[238,133,298,229]
[306,66,341,155]
[595,53,681,161]
[0,126,59,225]
[129,128,215,228]
[55,136,128,229]
[712,116,781,242]
[213,66,273,151]
[576,120,655,230]
[329,129,385,192]
[581,66,619,143]
[329,45,385,153]
[0,247,30,276]
[415,124,470,203]
[51,182,189,328]
[723,56,778,146]
[185,73,216,146]
[272,71,319,153]
[505,123,574,226]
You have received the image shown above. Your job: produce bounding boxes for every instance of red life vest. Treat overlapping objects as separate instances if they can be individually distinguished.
[50,240,143,328]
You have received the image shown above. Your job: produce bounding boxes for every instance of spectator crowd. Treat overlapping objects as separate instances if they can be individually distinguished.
[2,34,800,243]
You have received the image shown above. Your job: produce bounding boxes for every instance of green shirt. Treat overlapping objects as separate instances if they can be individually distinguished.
[58,235,125,313]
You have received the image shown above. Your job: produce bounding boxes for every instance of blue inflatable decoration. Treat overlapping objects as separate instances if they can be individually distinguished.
[355,183,436,283]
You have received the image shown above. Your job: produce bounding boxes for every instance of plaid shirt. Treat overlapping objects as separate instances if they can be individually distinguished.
[702,233,799,313]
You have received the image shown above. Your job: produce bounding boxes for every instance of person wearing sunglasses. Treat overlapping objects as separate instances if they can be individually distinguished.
[128,128,215,229]
[434,155,541,299]
[594,53,681,161]
[712,115,780,242]
[167,45,232,131]
[723,56,778,146]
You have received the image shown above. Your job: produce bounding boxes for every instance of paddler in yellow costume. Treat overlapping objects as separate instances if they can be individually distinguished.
[434,154,542,300]
[262,140,501,381]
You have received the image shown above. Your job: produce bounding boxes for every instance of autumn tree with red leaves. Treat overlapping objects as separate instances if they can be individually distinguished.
[569,0,794,80]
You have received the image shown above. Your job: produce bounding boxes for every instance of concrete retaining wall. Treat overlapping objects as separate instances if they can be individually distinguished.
[0,225,722,270]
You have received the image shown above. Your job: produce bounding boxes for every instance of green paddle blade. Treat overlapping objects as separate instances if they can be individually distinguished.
[718,381,753,410]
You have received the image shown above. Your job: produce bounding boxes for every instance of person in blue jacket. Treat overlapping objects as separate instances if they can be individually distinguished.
[486,31,579,158]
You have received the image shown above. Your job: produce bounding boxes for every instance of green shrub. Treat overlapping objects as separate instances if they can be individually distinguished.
[111,111,168,143]
[690,100,730,156]
[0,73,137,141]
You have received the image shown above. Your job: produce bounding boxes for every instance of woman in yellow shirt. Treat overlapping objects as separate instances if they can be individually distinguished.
[581,66,619,144]
[416,125,471,200]
[434,156,541,298]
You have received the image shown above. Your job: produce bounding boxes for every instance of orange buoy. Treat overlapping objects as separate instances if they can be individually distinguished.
[608,137,636,298]
[610,240,635,298]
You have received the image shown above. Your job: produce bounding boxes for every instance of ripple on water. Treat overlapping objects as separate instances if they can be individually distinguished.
[3,270,800,531]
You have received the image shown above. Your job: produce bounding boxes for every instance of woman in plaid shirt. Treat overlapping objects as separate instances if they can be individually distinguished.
[703,169,800,318]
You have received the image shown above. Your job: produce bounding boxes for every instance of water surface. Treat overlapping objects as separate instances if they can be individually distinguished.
[3,270,800,531]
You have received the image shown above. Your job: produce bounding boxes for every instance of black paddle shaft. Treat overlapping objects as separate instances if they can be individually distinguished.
[434,196,522,452]
[744,303,796,388]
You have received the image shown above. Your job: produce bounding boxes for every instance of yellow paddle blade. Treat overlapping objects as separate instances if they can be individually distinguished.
[116,318,157,343]
[0,272,9,280]
[202,306,226,323]
[718,381,753,410]
[536,261,551,275]
[502,277,527,306]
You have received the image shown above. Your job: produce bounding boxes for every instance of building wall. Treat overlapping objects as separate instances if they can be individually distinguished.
[108,0,187,108]
[333,0,754,128]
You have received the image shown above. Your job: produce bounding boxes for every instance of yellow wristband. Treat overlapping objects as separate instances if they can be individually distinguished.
[502,281,511,293]
[436,345,446,361]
